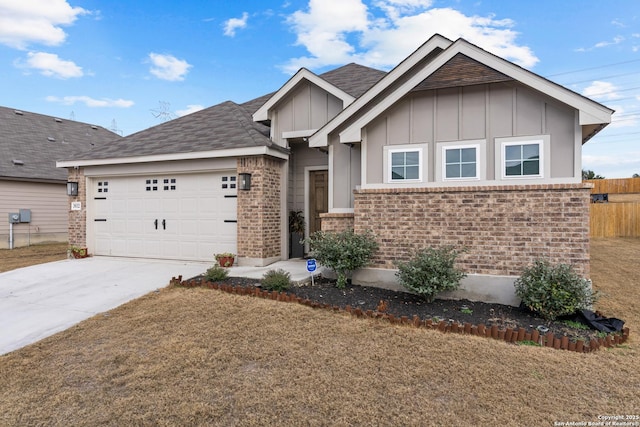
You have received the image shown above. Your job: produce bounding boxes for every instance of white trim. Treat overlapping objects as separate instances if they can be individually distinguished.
[500,139,544,180]
[441,143,481,181]
[308,34,453,147]
[253,68,355,122]
[57,146,289,168]
[282,129,318,140]
[383,143,428,184]
[312,37,611,148]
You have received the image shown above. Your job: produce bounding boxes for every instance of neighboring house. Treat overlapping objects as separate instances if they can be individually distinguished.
[58,35,612,305]
[0,106,118,249]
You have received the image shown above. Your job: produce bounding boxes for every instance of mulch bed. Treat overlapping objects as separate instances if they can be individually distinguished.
[180,275,619,345]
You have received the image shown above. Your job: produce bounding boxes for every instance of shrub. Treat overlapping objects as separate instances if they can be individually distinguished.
[205,264,229,282]
[261,269,291,291]
[514,259,598,320]
[306,230,379,289]
[395,246,466,303]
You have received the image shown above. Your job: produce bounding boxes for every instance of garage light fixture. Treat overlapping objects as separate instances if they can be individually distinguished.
[239,173,251,190]
[67,181,79,196]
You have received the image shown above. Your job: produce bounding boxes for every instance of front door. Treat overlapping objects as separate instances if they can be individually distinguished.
[309,170,328,234]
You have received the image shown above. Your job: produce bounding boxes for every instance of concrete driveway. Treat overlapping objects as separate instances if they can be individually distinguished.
[0,257,210,356]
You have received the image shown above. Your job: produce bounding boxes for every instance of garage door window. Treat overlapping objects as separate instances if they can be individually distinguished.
[222,176,236,189]
[97,181,109,193]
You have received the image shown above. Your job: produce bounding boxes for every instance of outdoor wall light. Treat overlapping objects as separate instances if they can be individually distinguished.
[67,181,79,196]
[239,173,252,190]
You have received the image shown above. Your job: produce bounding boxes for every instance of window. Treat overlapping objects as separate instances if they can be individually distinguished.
[221,175,237,189]
[97,181,109,193]
[389,149,421,181]
[502,141,542,178]
[443,146,478,180]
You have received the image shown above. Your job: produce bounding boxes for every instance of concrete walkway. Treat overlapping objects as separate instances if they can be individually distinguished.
[0,256,317,356]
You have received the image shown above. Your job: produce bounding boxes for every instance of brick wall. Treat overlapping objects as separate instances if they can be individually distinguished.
[237,156,283,260]
[67,167,86,248]
[353,183,591,278]
[320,212,354,233]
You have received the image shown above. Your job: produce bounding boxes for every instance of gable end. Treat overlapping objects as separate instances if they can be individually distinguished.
[412,53,514,92]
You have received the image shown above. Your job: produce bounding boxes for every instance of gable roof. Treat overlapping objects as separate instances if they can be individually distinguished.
[310,35,613,147]
[60,101,286,167]
[253,63,386,122]
[0,106,118,182]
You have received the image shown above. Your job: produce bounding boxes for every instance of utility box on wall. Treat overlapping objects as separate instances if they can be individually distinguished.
[8,213,20,224]
[19,209,31,223]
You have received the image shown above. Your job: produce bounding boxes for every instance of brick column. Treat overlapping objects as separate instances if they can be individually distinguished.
[67,167,86,248]
[237,156,284,266]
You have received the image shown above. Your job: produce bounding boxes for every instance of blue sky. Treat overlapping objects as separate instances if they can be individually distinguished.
[1,0,639,177]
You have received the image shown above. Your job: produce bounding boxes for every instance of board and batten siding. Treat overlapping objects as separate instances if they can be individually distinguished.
[0,180,68,248]
[364,81,577,184]
[272,81,343,146]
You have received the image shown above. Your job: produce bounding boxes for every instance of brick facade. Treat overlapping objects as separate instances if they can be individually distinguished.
[67,167,86,248]
[237,156,283,260]
[353,183,591,278]
[320,212,354,233]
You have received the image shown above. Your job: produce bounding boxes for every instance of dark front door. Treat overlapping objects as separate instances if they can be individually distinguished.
[309,170,328,235]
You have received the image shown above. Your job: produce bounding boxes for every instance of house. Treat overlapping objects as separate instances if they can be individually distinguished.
[0,106,118,249]
[57,35,612,305]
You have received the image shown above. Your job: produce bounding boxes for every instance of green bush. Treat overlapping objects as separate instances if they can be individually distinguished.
[514,259,598,320]
[395,246,466,302]
[205,264,229,282]
[261,268,291,291]
[306,230,379,289]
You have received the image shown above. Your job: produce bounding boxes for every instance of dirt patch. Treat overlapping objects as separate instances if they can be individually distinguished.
[0,242,68,273]
[0,238,638,426]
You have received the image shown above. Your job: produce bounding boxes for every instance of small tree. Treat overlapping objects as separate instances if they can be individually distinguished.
[306,230,379,289]
[582,169,605,180]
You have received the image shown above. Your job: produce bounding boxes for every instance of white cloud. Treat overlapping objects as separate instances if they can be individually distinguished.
[0,0,87,49]
[283,1,537,73]
[148,53,192,81]
[582,81,621,101]
[46,95,134,108]
[223,12,249,37]
[176,104,205,116]
[18,51,83,78]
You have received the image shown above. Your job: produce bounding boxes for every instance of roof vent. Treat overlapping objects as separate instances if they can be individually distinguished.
[55,118,63,123]
[91,125,98,130]
[14,110,24,115]
[12,159,24,166]
[47,137,56,142]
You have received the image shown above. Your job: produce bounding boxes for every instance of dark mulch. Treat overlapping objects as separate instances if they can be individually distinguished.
[186,275,604,342]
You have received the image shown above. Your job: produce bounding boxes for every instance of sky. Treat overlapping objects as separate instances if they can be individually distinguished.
[0,0,639,178]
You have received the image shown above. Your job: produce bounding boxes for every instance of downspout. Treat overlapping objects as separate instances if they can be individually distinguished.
[9,222,13,250]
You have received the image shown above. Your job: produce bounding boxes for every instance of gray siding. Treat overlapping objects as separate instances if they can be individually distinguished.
[0,180,68,248]
[273,82,343,145]
[364,82,578,184]
[288,143,328,213]
[331,135,361,209]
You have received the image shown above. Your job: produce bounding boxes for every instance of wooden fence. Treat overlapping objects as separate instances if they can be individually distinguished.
[586,178,640,237]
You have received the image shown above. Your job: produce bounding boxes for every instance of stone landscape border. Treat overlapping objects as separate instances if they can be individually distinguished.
[172,276,630,354]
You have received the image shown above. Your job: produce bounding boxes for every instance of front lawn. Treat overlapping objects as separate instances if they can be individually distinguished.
[0,238,638,425]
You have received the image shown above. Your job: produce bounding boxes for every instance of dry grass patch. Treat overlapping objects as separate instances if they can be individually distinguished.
[0,238,638,426]
[0,242,68,273]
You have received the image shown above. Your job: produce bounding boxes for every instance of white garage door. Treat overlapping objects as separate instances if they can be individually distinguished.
[91,172,237,261]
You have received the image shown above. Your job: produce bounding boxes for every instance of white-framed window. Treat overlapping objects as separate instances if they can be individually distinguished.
[501,140,543,179]
[387,147,423,182]
[442,144,480,180]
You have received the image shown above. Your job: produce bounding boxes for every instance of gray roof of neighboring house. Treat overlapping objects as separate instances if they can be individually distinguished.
[63,63,387,162]
[0,106,119,182]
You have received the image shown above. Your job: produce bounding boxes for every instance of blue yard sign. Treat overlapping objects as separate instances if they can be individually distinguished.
[306,258,317,285]
[306,259,317,272]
